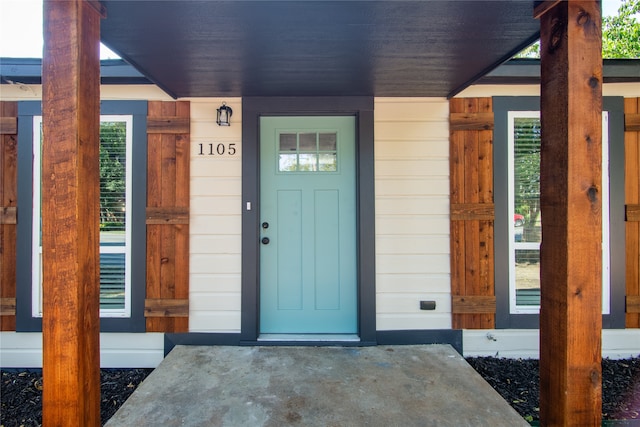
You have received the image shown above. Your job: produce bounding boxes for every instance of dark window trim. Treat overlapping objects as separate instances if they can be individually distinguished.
[16,100,147,333]
[240,97,376,343]
[493,96,626,329]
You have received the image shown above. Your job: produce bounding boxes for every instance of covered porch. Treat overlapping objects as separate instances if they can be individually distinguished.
[28,0,610,425]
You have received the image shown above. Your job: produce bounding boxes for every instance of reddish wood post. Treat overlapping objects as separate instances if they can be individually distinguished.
[42,1,104,425]
[536,1,603,425]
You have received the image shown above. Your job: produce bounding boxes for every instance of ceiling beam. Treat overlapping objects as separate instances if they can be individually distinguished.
[538,1,603,425]
[42,1,102,425]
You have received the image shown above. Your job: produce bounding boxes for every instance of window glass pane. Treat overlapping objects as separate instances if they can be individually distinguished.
[100,252,126,309]
[277,131,337,174]
[319,153,337,171]
[299,133,316,151]
[319,133,337,151]
[279,133,297,151]
[298,153,317,171]
[513,116,542,309]
[508,111,610,314]
[513,117,541,241]
[33,116,132,318]
[279,154,298,172]
[100,122,127,246]
[515,249,540,306]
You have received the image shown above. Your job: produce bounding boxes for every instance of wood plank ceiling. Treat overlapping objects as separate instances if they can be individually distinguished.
[99,1,540,98]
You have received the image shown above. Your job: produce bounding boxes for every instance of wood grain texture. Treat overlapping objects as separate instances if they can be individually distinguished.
[144,298,189,317]
[146,207,189,224]
[146,101,190,332]
[627,296,640,314]
[0,297,16,316]
[449,112,494,131]
[41,1,101,425]
[533,0,562,19]
[0,207,17,224]
[451,296,496,314]
[0,117,17,135]
[626,204,640,222]
[538,2,603,425]
[626,113,640,132]
[449,97,495,329]
[450,203,495,220]
[147,116,190,134]
[0,102,17,331]
[626,98,640,327]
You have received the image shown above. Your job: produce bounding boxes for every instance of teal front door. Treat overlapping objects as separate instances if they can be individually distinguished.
[260,116,357,334]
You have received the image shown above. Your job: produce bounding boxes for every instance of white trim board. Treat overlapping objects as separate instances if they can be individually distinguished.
[463,329,640,360]
[0,333,165,368]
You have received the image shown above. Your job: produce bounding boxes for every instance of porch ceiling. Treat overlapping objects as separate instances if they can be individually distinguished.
[99,0,540,99]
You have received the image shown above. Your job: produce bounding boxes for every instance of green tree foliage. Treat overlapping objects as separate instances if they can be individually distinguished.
[99,122,127,232]
[516,0,639,59]
[602,0,640,58]
[513,118,541,233]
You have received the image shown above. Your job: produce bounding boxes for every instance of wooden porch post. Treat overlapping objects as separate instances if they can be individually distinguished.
[536,1,603,425]
[42,1,104,425]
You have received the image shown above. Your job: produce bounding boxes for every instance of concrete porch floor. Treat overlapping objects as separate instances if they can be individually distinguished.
[105,344,528,427]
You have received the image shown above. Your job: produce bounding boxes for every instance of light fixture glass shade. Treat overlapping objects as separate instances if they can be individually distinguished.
[216,102,232,126]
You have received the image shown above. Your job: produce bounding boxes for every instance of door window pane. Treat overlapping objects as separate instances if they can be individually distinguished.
[319,133,337,151]
[279,154,298,172]
[278,131,338,173]
[298,154,318,171]
[279,133,297,151]
[299,133,317,151]
[319,153,337,172]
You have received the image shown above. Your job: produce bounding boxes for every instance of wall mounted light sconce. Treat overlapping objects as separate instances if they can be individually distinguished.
[216,102,233,126]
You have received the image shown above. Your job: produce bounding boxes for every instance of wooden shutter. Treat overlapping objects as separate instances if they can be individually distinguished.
[0,102,17,331]
[450,98,495,329]
[145,101,190,332]
[626,97,640,327]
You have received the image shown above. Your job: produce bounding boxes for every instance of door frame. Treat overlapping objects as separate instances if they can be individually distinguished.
[241,97,376,343]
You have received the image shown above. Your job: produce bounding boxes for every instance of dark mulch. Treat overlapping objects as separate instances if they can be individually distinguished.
[1,368,152,427]
[2,357,639,425]
[466,356,640,422]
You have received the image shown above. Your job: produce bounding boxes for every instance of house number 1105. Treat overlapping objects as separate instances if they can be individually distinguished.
[198,143,237,156]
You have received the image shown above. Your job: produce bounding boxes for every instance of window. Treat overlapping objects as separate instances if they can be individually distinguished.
[32,116,133,318]
[278,131,338,172]
[506,111,610,314]
[493,97,625,329]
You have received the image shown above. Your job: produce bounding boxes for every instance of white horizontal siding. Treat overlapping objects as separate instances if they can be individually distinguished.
[376,197,449,216]
[187,97,454,334]
[377,236,450,255]
[189,98,243,333]
[0,84,174,101]
[191,178,242,197]
[191,274,241,293]
[463,329,640,360]
[376,314,452,330]
[376,274,450,293]
[458,83,640,98]
[191,197,241,217]
[188,312,242,333]
[190,215,241,234]
[374,98,451,331]
[0,333,164,368]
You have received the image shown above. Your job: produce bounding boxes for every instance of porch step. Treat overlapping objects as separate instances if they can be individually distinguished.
[105,344,528,426]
